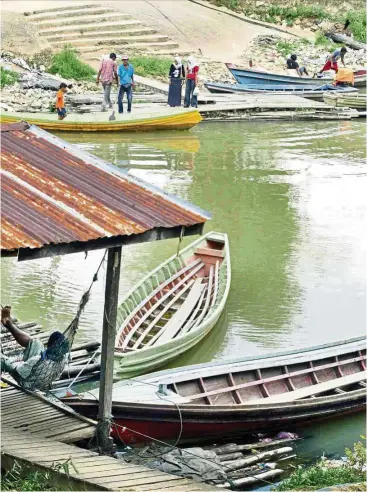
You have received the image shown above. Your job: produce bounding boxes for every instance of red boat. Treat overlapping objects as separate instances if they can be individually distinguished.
[64,337,366,445]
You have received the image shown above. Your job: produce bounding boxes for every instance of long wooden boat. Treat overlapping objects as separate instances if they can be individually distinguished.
[226,63,367,88]
[113,231,230,378]
[64,336,366,444]
[0,108,202,132]
[323,93,367,110]
[204,81,358,101]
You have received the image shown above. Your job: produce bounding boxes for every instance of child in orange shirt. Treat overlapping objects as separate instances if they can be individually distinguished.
[56,83,68,120]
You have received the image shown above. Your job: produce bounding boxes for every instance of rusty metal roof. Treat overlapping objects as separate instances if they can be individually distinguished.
[1,122,210,257]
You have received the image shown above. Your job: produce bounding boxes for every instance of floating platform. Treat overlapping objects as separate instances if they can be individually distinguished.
[0,107,202,132]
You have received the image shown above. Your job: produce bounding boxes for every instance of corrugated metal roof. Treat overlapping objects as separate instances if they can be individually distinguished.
[1,122,210,253]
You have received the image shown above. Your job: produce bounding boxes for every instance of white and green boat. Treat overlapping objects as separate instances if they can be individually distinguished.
[114,231,231,378]
[323,92,366,110]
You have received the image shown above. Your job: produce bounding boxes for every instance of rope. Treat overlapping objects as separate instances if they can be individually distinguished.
[144,0,188,39]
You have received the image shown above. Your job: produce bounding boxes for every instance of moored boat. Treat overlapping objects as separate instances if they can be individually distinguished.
[204,81,358,101]
[0,108,202,132]
[113,231,231,378]
[323,92,367,110]
[64,336,366,444]
[226,63,366,88]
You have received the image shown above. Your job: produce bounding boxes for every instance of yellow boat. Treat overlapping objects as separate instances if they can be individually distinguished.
[0,108,202,132]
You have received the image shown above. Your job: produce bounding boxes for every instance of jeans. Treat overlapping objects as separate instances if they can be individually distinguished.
[184,79,198,108]
[102,82,112,110]
[118,84,132,113]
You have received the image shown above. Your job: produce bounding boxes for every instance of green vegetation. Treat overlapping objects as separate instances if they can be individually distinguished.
[48,46,96,81]
[314,32,340,51]
[0,67,19,88]
[210,1,366,41]
[274,440,366,491]
[2,460,76,491]
[344,9,366,42]
[129,55,171,78]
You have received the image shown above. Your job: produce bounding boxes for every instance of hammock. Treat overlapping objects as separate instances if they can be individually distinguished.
[19,253,106,392]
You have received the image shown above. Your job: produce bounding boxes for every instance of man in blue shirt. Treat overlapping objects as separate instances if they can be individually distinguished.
[118,55,134,113]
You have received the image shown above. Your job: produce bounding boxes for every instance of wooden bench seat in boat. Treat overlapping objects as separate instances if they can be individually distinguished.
[151,278,206,345]
[195,247,224,258]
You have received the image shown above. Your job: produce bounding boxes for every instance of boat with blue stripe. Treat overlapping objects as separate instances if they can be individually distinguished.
[204,81,358,101]
[226,63,366,88]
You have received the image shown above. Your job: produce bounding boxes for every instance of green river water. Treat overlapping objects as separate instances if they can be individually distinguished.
[1,120,366,460]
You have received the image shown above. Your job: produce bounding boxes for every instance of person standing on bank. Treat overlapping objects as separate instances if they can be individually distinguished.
[184,56,199,108]
[96,53,118,111]
[168,56,185,107]
[118,54,134,114]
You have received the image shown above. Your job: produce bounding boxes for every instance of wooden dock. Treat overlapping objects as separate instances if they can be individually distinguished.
[1,379,96,443]
[1,382,216,491]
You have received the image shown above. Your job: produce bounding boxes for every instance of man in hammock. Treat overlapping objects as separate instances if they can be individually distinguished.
[1,306,69,390]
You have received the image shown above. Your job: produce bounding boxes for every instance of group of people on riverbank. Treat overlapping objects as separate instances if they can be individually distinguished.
[286,47,348,78]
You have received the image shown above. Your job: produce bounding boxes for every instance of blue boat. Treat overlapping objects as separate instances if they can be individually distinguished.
[204,81,358,101]
[226,63,366,88]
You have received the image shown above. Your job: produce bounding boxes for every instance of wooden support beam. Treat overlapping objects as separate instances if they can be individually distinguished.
[97,247,122,452]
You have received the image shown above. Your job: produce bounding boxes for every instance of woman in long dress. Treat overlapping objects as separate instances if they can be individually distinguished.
[168,56,185,107]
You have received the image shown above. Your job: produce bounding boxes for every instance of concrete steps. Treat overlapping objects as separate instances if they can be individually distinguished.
[32,13,131,29]
[52,34,171,47]
[27,6,116,21]
[45,28,159,42]
[26,3,184,63]
[79,41,180,54]
[25,4,100,15]
[39,20,144,36]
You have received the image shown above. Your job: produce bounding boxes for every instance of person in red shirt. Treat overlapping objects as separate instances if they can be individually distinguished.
[55,83,68,120]
[184,56,199,108]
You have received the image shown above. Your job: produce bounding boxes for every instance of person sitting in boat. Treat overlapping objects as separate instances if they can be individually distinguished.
[318,47,347,75]
[286,54,309,77]
[0,306,69,391]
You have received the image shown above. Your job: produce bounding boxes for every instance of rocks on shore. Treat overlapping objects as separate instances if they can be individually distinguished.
[240,34,366,76]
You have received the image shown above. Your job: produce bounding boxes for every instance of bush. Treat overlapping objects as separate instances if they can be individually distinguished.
[0,67,19,87]
[276,39,299,57]
[48,46,96,81]
[129,55,171,78]
[274,440,366,491]
[344,9,366,42]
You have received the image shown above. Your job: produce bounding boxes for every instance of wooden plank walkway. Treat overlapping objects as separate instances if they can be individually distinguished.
[1,381,216,491]
[1,379,96,443]
[1,428,216,491]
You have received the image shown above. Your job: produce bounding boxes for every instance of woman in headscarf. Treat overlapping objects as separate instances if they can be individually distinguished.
[184,56,199,108]
[168,56,185,107]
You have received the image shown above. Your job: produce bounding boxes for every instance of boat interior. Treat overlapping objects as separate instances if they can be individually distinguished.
[164,347,366,406]
[115,236,226,353]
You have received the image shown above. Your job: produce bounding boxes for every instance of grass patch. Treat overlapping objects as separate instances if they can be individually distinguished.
[275,39,300,57]
[274,465,365,490]
[0,67,19,88]
[129,55,171,78]
[48,46,96,81]
[344,9,366,42]
[275,441,366,491]
[209,1,366,41]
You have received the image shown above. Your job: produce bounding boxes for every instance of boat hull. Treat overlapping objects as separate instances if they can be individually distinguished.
[204,81,358,101]
[114,231,231,378]
[323,93,367,110]
[226,64,366,88]
[0,109,202,132]
[66,389,366,445]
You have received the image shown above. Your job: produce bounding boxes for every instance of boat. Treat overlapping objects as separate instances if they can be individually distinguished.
[204,81,358,101]
[113,231,231,378]
[323,92,367,111]
[0,108,202,132]
[226,63,367,88]
[64,336,366,444]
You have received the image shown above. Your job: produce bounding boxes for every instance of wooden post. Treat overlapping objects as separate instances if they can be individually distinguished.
[97,246,122,452]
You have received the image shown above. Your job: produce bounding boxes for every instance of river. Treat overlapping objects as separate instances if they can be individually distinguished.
[1,120,366,459]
